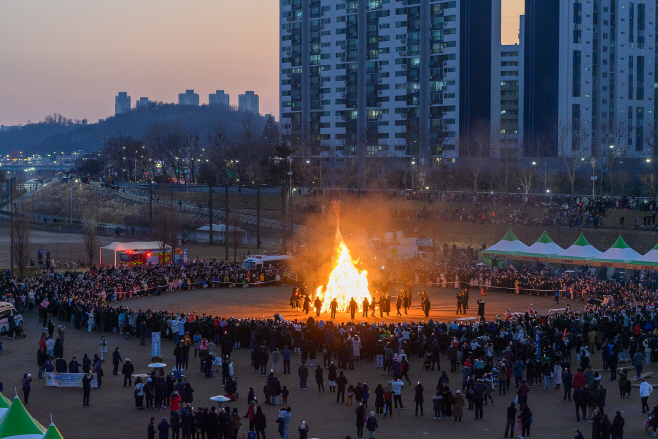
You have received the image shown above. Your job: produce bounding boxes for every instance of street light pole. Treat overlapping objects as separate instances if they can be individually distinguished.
[70,187,73,224]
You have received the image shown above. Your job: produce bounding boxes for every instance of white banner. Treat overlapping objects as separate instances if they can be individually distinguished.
[45,372,99,388]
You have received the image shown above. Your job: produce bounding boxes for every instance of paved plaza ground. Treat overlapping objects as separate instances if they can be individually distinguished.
[0,285,652,439]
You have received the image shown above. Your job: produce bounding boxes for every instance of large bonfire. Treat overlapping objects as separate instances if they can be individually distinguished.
[316,201,372,313]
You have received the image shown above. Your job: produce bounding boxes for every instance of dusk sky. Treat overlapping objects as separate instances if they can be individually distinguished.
[0,0,524,126]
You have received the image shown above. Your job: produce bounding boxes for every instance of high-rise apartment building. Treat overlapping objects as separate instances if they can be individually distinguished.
[239,91,260,113]
[525,0,656,158]
[491,5,524,155]
[209,90,230,106]
[135,97,150,108]
[178,90,200,106]
[280,0,494,189]
[115,92,131,115]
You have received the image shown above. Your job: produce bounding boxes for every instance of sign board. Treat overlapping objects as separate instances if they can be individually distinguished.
[183,249,188,263]
[45,372,98,388]
[152,332,161,357]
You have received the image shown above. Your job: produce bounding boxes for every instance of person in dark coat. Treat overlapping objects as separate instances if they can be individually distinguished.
[414,382,424,416]
[181,406,193,439]
[315,366,325,393]
[601,413,612,439]
[158,417,170,439]
[122,358,134,387]
[82,372,93,407]
[517,405,532,439]
[591,411,602,439]
[254,406,267,439]
[336,371,348,403]
[82,354,92,373]
[148,417,156,439]
[170,411,181,439]
[504,402,516,438]
[366,411,378,438]
[298,421,309,439]
[610,411,625,439]
[298,362,309,389]
[355,403,366,438]
[68,357,80,373]
[112,347,122,375]
[183,382,194,404]
[266,372,277,404]
[374,384,385,415]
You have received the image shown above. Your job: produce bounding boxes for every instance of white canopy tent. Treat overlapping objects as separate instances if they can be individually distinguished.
[100,241,170,266]
[552,234,601,261]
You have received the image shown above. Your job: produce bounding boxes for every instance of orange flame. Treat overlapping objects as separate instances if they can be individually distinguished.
[316,204,371,313]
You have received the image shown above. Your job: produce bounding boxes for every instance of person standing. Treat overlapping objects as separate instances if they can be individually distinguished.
[112,347,122,375]
[22,373,32,405]
[414,382,424,416]
[337,371,348,403]
[477,299,485,318]
[391,378,404,410]
[315,366,325,393]
[641,378,654,413]
[298,362,308,390]
[82,372,93,407]
[330,299,338,319]
[355,403,366,439]
[610,410,624,439]
[473,379,485,420]
[282,346,291,375]
[298,421,309,439]
[349,298,357,320]
[158,417,170,439]
[122,358,135,387]
[517,405,532,439]
[254,406,267,439]
[366,411,378,439]
[573,386,587,421]
[504,402,516,438]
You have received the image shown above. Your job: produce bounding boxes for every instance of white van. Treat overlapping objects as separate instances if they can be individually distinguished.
[0,302,23,335]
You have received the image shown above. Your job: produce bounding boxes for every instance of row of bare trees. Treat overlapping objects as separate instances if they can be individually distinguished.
[95,112,284,188]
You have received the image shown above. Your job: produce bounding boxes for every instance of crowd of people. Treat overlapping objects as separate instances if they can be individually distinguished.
[5,251,658,439]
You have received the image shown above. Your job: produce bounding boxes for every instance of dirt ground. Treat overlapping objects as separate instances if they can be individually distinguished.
[0,286,651,439]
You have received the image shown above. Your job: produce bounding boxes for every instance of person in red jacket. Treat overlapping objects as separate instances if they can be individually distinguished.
[573,368,586,389]
[170,391,182,414]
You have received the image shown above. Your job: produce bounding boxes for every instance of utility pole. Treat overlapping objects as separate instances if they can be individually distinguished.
[149,180,153,240]
[288,158,294,253]
[281,180,287,252]
[224,181,229,261]
[9,178,14,276]
[70,187,73,224]
[256,180,261,249]
[170,181,173,209]
[209,184,213,245]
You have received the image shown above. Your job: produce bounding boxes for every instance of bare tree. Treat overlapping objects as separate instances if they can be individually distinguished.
[461,120,490,192]
[641,172,658,197]
[556,122,590,195]
[11,212,31,276]
[228,213,242,262]
[516,166,536,199]
[601,120,629,194]
[81,203,100,266]
[153,205,181,265]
